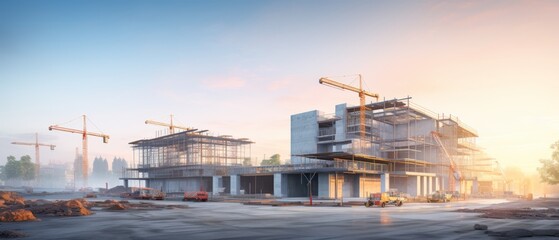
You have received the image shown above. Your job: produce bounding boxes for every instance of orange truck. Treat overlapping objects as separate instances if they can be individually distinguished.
[183,191,208,202]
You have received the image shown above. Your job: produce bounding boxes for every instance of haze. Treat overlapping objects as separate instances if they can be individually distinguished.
[1,0,558,174]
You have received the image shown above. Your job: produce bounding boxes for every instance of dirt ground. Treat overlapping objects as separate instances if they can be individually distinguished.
[0,194,558,239]
[456,198,559,220]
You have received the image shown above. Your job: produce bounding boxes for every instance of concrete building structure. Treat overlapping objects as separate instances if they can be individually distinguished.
[121,97,503,199]
[291,97,504,198]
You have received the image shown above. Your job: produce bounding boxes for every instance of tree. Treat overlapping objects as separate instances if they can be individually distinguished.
[1,155,35,181]
[242,157,252,166]
[4,156,21,180]
[111,157,127,177]
[261,154,281,166]
[538,141,559,185]
[20,155,35,180]
[92,156,109,180]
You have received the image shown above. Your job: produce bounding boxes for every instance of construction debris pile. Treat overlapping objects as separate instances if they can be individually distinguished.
[0,191,93,221]
[0,191,189,222]
[103,185,127,197]
[28,199,92,216]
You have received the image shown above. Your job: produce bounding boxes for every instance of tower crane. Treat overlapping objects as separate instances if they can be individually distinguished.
[145,114,198,134]
[11,133,56,182]
[319,75,379,151]
[49,115,109,188]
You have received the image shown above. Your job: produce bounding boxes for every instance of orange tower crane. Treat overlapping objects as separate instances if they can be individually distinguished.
[145,114,197,134]
[48,115,109,188]
[11,133,56,182]
[319,75,379,150]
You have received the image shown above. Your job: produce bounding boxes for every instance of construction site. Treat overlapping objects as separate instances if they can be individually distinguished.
[120,76,506,200]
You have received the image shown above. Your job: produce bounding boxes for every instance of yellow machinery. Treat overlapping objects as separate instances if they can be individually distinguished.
[365,192,405,208]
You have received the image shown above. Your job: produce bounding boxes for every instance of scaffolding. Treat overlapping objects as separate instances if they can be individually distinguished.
[125,130,253,182]
[340,97,502,193]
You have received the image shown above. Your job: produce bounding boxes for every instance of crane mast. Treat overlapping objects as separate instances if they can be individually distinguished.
[49,115,109,188]
[11,133,56,183]
[319,75,379,153]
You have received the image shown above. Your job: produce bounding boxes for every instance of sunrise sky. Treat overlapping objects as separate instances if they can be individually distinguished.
[1,0,558,173]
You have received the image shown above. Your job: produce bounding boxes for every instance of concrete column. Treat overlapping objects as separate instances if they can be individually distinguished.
[422,176,428,196]
[230,175,240,195]
[381,173,390,192]
[318,173,330,198]
[435,177,440,191]
[427,176,432,194]
[416,176,421,197]
[274,173,283,197]
[212,176,222,196]
[124,179,129,189]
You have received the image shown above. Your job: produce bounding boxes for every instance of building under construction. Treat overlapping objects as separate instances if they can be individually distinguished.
[121,97,504,198]
[291,97,505,198]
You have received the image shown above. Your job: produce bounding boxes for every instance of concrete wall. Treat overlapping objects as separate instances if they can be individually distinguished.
[318,173,330,198]
[284,173,319,197]
[334,104,347,151]
[393,119,437,140]
[148,178,212,193]
[342,174,354,197]
[212,176,222,195]
[390,176,408,193]
[381,173,390,192]
[291,111,319,164]
[240,175,274,195]
[230,175,240,195]
[407,176,419,196]
[357,175,381,197]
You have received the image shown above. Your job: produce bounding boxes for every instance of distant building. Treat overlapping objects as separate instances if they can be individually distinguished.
[39,163,67,188]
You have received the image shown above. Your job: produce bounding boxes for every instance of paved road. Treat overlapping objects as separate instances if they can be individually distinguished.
[1,198,556,239]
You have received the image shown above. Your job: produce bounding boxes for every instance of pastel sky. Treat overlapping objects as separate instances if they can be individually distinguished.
[1,0,558,173]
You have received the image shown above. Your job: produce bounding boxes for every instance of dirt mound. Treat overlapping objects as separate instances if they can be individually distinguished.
[0,209,36,222]
[30,199,92,216]
[24,199,52,207]
[107,203,128,210]
[105,186,127,195]
[0,192,25,206]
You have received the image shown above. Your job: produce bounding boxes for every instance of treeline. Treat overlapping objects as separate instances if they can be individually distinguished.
[0,155,35,181]
[90,156,128,187]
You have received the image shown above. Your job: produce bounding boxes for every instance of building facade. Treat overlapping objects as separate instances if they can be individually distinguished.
[291,97,504,198]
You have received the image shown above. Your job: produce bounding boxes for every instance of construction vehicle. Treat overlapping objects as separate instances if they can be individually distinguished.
[427,191,452,203]
[84,192,97,198]
[183,191,208,202]
[152,190,165,200]
[365,192,405,208]
[120,187,165,200]
[131,188,152,200]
